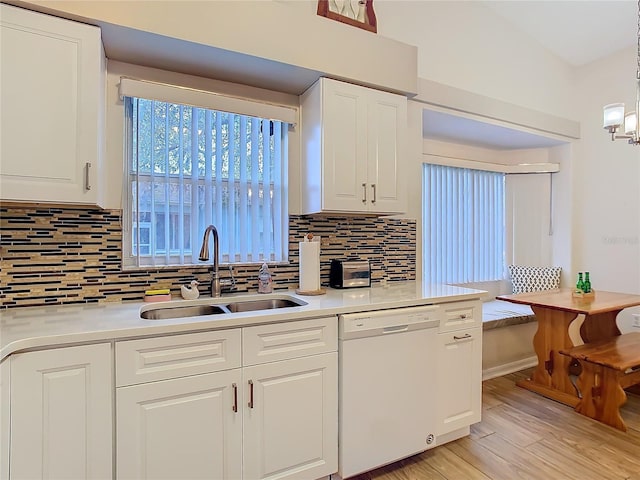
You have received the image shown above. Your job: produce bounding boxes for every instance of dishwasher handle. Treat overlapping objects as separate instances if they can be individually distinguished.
[382,324,409,334]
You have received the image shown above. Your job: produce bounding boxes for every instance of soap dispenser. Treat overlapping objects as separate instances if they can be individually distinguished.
[258,263,273,294]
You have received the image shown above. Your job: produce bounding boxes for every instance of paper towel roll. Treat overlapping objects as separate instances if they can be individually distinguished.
[299,241,320,291]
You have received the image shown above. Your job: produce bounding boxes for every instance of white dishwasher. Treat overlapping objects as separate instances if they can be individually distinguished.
[337,305,440,479]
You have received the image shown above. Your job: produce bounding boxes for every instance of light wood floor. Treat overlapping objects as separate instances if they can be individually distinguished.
[351,369,640,480]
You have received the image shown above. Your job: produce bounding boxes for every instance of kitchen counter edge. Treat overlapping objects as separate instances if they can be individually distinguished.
[0,282,486,361]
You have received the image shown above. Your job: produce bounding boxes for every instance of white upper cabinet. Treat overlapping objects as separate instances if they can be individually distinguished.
[0,4,105,206]
[301,78,407,215]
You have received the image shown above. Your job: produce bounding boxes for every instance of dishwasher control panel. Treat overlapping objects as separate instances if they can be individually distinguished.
[339,305,442,340]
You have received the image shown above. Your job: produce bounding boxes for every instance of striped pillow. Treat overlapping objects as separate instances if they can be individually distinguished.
[508,265,562,294]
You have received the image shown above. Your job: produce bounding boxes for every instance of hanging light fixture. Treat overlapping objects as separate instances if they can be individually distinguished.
[603,0,640,145]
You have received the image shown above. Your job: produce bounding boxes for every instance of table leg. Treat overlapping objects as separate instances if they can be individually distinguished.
[575,363,628,431]
[516,306,581,407]
[580,310,621,343]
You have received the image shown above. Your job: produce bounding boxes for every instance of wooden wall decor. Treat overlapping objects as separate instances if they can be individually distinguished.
[317,0,377,33]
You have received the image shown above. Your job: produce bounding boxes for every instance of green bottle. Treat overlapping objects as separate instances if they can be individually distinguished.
[583,272,591,293]
[576,272,584,293]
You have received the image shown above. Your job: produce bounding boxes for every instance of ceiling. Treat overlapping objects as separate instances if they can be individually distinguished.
[425,0,638,150]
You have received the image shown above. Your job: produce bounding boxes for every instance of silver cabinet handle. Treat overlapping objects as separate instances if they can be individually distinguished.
[362,183,367,204]
[248,380,254,409]
[453,333,472,340]
[371,183,376,204]
[85,162,92,191]
[232,383,238,413]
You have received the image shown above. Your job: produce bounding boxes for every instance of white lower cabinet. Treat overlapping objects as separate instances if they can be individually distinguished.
[243,353,338,480]
[3,302,482,479]
[436,326,482,435]
[117,369,243,480]
[116,317,338,480]
[9,343,113,480]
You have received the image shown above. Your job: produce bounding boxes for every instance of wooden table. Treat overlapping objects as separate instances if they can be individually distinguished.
[496,288,640,407]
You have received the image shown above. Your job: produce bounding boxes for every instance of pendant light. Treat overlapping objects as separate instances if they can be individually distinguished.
[603,0,640,145]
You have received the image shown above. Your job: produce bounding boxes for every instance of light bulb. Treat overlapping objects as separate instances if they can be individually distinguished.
[624,112,637,135]
[603,103,625,129]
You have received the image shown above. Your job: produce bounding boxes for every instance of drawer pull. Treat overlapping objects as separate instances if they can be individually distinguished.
[248,380,254,409]
[453,334,472,340]
[232,383,238,413]
[459,314,468,319]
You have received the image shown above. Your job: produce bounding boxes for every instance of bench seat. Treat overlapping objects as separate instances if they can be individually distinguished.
[482,300,535,330]
[560,332,640,431]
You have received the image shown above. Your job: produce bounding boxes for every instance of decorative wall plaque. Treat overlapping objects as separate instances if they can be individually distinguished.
[317,0,377,33]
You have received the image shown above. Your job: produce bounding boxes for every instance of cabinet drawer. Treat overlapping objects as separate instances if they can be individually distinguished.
[243,317,338,366]
[116,329,241,387]
[439,300,481,332]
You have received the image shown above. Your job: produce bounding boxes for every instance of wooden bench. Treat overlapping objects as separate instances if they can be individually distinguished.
[560,332,640,431]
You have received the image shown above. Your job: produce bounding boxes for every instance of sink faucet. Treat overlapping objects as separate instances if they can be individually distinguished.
[199,225,221,297]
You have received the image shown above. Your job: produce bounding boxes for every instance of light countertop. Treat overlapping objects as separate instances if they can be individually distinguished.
[0,281,486,361]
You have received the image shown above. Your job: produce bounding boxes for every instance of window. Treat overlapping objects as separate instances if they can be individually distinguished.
[122,85,290,269]
[423,164,505,284]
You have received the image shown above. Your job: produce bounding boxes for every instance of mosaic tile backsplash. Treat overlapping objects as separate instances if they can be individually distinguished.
[0,206,416,308]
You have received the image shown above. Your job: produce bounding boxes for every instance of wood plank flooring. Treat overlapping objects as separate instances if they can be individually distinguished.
[350,369,640,480]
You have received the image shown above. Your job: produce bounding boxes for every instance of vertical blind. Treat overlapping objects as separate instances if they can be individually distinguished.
[423,164,505,284]
[123,97,289,268]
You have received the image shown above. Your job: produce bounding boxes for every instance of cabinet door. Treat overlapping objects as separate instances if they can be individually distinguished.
[0,4,104,205]
[117,369,242,480]
[436,327,482,435]
[322,79,369,212]
[366,89,407,214]
[10,343,112,480]
[243,352,338,480]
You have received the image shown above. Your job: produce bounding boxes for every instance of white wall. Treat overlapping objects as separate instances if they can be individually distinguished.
[573,47,640,330]
[376,0,577,119]
[506,173,552,267]
[549,143,575,288]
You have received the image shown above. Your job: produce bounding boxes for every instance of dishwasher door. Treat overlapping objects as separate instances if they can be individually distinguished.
[338,306,440,479]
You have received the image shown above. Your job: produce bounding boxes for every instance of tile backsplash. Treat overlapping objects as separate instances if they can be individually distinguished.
[1,206,416,308]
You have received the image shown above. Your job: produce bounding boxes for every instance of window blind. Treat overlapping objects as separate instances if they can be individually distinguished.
[423,164,505,284]
[119,77,297,125]
[123,97,288,268]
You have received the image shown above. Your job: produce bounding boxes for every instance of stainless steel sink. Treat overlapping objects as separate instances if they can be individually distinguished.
[141,304,227,320]
[140,295,307,320]
[224,298,303,313]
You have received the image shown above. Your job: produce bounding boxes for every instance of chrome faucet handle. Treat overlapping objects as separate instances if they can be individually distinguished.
[228,265,236,288]
[221,265,237,292]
